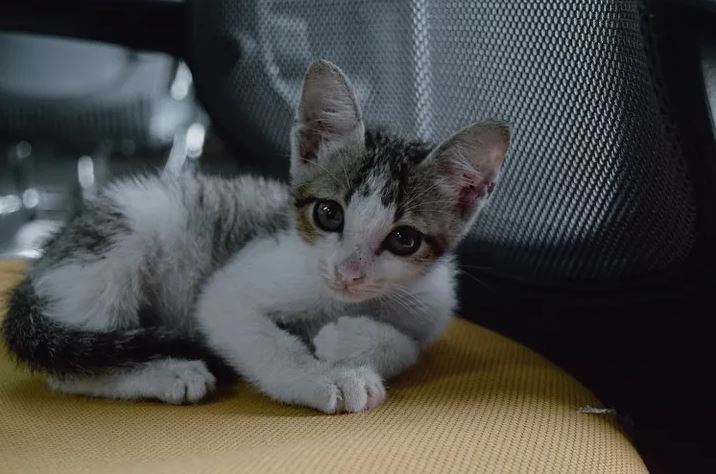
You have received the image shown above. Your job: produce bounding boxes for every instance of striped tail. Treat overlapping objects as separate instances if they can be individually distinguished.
[1,279,235,381]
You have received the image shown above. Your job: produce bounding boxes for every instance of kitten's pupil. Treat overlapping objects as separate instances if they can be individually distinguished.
[385,226,422,256]
[314,200,344,232]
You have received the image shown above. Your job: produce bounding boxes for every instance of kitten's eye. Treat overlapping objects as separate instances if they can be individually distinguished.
[384,226,423,256]
[313,200,344,232]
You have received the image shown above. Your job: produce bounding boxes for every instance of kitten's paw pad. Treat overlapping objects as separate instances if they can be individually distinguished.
[332,366,386,413]
[153,360,216,404]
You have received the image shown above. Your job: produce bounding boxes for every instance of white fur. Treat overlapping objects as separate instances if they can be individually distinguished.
[105,177,210,324]
[313,316,420,379]
[384,258,457,346]
[48,359,216,404]
[35,238,147,330]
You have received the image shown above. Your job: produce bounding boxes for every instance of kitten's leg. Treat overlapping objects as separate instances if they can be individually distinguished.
[196,294,385,413]
[313,317,420,380]
[47,359,216,404]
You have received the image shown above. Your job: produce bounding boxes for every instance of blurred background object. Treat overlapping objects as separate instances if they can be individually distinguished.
[0,32,210,258]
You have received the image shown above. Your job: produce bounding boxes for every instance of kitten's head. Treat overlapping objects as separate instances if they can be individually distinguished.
[290,61,510,303]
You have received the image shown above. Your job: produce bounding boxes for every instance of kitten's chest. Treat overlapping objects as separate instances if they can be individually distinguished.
[220,232,330,317]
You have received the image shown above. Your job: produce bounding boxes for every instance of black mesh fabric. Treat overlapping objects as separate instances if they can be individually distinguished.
[190,0,697,287]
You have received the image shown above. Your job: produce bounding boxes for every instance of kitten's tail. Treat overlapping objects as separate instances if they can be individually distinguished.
[2,278,233,378]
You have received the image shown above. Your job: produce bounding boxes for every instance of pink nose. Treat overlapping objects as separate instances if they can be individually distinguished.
[336,260,366,285]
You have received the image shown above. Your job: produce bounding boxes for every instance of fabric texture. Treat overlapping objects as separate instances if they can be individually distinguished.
[0,260,646,473]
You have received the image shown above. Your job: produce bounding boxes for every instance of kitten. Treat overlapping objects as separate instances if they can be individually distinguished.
[2,61,510,413]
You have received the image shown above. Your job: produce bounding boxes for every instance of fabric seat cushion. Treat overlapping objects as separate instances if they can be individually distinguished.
[0,260,646,473]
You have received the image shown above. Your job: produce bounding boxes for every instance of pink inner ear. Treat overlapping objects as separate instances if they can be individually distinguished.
[298,112,341,163]
[299,127,322,163]
[456,173,495,216]
[298,106,350,163]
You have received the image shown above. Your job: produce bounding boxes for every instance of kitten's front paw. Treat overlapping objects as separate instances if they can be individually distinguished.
[333,366,387,413]
[150,359,217,404]
[308,366,386,414]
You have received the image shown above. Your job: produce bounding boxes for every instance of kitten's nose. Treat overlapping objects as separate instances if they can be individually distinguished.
[335,260,366,285]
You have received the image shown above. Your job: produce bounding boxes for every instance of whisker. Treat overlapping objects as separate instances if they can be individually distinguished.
[402,182,442,205]
[384,293,414,315]
[457,268,489,288]
[388,286,431,313]
[397,200,456,214]
[338,152,351,189]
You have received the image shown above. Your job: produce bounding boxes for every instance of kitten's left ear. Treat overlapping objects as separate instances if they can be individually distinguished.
[290,60,365,178]
[427,120,511,220]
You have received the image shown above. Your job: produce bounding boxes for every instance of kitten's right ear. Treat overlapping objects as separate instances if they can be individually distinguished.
[290,60,364,177]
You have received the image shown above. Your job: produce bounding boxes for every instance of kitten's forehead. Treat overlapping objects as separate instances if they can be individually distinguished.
[294,131,431,210]
[343,193,395,245]
[344,132,432,213]
[346,160,399,207]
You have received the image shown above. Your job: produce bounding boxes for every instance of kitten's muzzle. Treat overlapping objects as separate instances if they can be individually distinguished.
[334,260,366,288]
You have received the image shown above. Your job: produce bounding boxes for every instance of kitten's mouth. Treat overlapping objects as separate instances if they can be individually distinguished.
[324,280,379,303]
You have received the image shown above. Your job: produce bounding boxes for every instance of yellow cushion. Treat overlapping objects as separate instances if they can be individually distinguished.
[0,260,646,473]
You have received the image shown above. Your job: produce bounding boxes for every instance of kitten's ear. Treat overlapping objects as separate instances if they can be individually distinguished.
[290,60,364,176]
[428,120,510,220]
